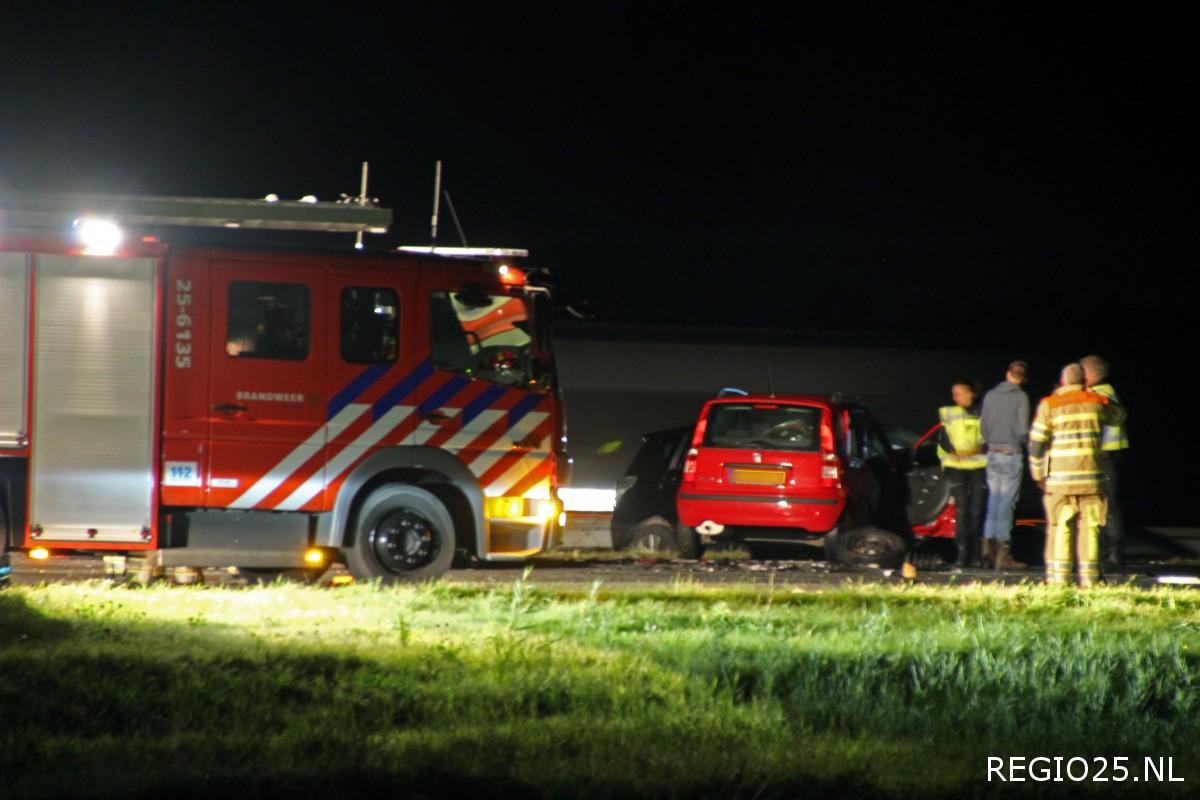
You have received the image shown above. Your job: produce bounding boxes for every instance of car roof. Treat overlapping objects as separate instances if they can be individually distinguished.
[704,394,839,408]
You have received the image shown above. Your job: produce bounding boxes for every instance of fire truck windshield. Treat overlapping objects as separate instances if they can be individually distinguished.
[431,291,539,387]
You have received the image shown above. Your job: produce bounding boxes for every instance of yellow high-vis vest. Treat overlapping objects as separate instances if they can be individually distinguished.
[1089,383,1130,452]
[938,405,987,470]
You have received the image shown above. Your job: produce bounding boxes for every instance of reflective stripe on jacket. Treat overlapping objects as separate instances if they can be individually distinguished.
[1028,385,1125,494]
[938,405,987,470]
[1090,383,1130,451]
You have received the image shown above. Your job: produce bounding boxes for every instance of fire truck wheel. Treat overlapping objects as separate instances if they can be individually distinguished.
[345,485,456,581]
[824,526,906,569]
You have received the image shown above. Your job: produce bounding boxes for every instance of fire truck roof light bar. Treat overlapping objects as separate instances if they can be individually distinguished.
[396,245,529,258]
[1,192,392,234]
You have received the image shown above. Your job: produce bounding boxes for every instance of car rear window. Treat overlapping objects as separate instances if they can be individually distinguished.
[703,404,821,452]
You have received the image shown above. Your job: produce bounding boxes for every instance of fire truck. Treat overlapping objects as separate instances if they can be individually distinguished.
[0,192,565,582]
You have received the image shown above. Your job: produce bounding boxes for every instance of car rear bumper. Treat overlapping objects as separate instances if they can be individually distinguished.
[677,492,843,533]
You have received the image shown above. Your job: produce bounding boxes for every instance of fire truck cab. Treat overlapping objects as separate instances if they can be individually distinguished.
[0,193,565,582]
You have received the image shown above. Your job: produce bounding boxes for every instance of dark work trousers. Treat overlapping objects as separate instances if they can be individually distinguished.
[946,467,986,565]
[1099,452,1124,568]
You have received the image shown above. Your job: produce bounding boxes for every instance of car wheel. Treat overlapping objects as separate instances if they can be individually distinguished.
[825,526,906,569]
[238,567,327,585]
[626,520,678,554]
[675,523,702,559]
[343,485,456,582]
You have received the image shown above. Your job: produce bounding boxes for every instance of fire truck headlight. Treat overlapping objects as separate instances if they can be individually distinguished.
[74,218,124,256]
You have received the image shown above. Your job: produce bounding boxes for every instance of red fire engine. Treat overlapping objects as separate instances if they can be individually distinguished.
[0,192,565,581]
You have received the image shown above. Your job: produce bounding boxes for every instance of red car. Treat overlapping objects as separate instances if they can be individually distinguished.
[676,393,955,566]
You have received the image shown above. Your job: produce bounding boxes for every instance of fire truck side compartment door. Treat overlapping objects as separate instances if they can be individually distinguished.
[0,253,30,449]
[29,255,157,543]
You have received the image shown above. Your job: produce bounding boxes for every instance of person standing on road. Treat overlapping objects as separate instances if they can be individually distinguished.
[938,380,987,567]
[1080,355,1129,573]
[1029,363,1125,587]
[980,361,1030,569]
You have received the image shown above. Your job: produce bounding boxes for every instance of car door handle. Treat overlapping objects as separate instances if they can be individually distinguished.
[422,410,453,424]
[213,403,248,414]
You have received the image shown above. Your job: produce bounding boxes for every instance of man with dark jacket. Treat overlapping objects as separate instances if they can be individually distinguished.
[980,361,1030,569]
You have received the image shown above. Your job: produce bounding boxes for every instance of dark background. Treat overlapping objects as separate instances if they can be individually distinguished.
[1,5,1194,523]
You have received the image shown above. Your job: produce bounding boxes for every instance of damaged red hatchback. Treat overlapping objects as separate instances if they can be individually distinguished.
[676,393,916,566]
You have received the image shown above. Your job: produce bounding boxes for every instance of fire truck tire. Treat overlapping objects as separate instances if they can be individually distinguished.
[824,526,906,569]
[344,485,456,582]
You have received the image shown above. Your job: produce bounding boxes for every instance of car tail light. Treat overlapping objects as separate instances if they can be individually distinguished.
[820,414,839,486]
[682,416,707,484]
[682,448,699,482]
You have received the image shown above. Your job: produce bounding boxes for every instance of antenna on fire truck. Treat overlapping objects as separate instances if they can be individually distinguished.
[400,161,525,259]
[429,160,442,246]
[352,161,370,250]
[427,161,470,249]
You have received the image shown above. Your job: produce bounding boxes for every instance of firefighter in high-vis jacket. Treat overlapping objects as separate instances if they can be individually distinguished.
[938,381,987,567]
[1080,355,1129,571]
[1029,363,1125,587]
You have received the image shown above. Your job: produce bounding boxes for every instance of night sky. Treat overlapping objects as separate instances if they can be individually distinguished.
[4,7,1193,339]
[2,6,1196,520]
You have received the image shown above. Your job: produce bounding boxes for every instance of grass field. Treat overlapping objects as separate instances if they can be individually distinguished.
[2,575,1198,799]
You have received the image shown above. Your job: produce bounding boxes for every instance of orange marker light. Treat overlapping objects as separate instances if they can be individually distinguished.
[29,547,51,561]
[497,264,527,285]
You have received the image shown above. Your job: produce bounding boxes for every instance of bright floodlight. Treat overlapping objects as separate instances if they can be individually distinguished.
[75,218,123,255]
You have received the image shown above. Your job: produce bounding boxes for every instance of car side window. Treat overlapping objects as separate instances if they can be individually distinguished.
[863,417,889,461]
[847,410,887,462]
[665,430,691,472]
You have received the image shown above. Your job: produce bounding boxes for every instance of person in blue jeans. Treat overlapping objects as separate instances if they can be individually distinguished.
[980,360,1030,569]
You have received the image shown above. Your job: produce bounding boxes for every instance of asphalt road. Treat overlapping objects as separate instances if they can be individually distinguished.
[7,548,1200,591]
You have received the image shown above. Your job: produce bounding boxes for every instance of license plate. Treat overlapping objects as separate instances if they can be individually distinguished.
[731,468,786,485]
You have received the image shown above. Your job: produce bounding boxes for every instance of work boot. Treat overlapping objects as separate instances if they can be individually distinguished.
[980,539,996,569]
[993,542,1021,570]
